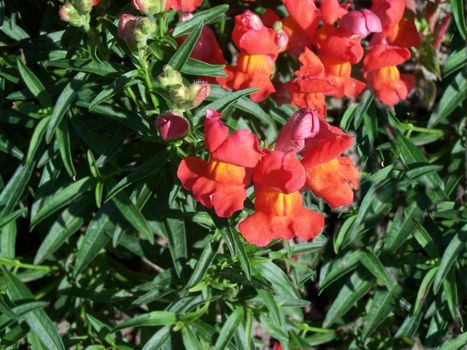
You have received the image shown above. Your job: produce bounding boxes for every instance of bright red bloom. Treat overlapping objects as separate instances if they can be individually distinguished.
[220,54,275,102]
[285,48,335,117]
[364,44,415,106]
[238,151,324,247]
[232,10,279,57]
[370,0,405,36]
[386,16,422,47]
[300,120,359,208]
[320,0,349,26]
[315,25,364,64]
[165,0,203,12]
[177,109,263,217]
[281,0,320,51]
[321,55,366,99]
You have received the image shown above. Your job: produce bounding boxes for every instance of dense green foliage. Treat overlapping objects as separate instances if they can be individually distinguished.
[0,1,466,349]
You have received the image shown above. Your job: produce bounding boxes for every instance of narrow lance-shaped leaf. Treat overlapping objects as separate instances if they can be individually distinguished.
[168,22,203,71]
[214,308,244,350]
[16,58,52,107]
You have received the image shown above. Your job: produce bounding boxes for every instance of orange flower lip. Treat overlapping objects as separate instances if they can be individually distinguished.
[255,188,301,216]
[207,159,247,185]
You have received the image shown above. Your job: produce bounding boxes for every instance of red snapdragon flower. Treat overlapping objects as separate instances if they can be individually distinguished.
[315,25,364,64]
[238,151,324,247]
[219,10,281,102]
[321,55,366,99]
[285,48,335,117]
[370,0,405,37]
[320,0,350,26]
[300,119,359,208]
[177,109,263,218]
[281,0,320,51]
[364,44,415,106]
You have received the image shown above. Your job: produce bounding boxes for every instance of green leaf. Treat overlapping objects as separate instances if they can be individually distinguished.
[186,241,216,289]
[254,259,299,299]
[182,325,203,350]
[319,250,363,292]
[34,193,92,264]
[443,47,467,77]
[45,59,121,76]
[362,284,402,338]
[16,58,52,107]
[0,207,26,230]
[105,149,169,200]
[46,72,87,143]
[333,215,357,254]
[172,5,229,37]
[181,59,226,77]
[360,250,393,289]
[168,22,203,71]
[323,271,372,328]
[433,230,465,293]
[414,267,438,315]
[443,270,461,325]
[111,190,154,243]
[214,308,244,350]
[0,161,35,221]
[428,69,467,127]
[436,332,467,350]
[0,136,24,160]
[413,224,439,259]
[193,88,258,125]
[26,116,50,163]
[89,70,139,109]
[141,326,171,350]
[2,269,65,350]
[384,203,423,252]
[55,119,75,177]
[31,177,96,228]
[232,227,251,280]
[113,311,176,332]
[450,0,467,39]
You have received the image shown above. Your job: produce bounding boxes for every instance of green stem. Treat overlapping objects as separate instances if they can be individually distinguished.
[138,50,159,113]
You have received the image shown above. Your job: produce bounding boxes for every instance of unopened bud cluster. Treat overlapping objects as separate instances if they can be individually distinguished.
[118,14,156,49]
[59,0,100,29]
[154,66,210,141]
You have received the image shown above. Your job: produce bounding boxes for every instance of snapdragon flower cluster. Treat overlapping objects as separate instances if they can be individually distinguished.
[204,0,422,109]
[177,108,359,247]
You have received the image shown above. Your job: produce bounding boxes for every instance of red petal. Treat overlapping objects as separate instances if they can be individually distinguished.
[283,0,320,41]
[212,129,263,168]
[293,208,324,241]
[204,109,229,153]
[177,157,208,191]
[370,0,405,35]
[165,0,203,12]
[364,44,411,72]
[305,157,359,208]
[301,120,353,168]
[191,176,216,209]
[316,27,364,64]
[253,151,306,193]
[238,212,286,247]
[296,48,325,77]
[261,8,282,27]
[320,0,349,25]
[211,185,247,218]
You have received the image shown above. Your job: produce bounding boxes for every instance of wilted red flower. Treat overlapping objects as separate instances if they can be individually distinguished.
[364,44,415,106]
[300,120,359,208]
[177,109,263,218]
[238,151,324,247]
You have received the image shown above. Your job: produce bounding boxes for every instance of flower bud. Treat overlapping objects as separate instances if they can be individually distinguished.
[155,112,189,141]
[158,65,183,87]
[133,0,165,14]
[118,14,156,49]
[273,22,289,52]
[59,2,81,23]
[275,108,320,153]
[188,80,210,108]
[118,14,138,41]
[340,9,382,37]
[75,0,94,13]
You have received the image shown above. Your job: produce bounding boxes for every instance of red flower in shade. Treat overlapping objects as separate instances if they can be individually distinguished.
[285,48,335,117]
[364,44,415,106]
[320,0,350,26]
[219,11,280,102]
[165,0,203,12]
[321,55,366,99]
[315,25,364,64]
[238,151,324,247]
[177,109,263,217]
[300,119,359,208]
[282,0,320,51]
[386,16,422,48]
